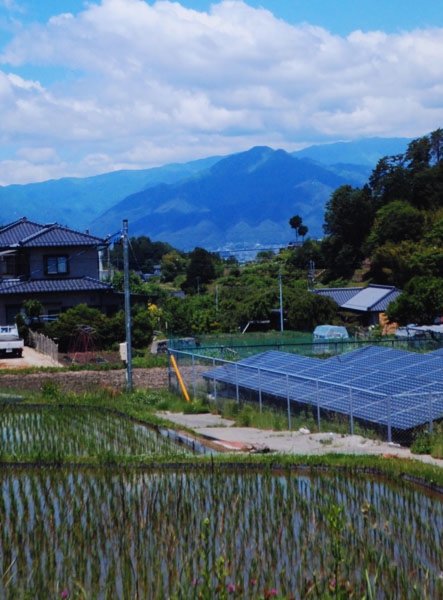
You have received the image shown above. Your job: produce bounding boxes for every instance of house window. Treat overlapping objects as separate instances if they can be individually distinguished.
[45,255,69,275]
[0,254,15,277]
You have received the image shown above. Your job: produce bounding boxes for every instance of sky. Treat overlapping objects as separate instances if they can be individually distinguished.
[0,0,442,185]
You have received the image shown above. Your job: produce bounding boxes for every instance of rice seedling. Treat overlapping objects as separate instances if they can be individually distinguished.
[0,465,442,598]
[0,405,191,462]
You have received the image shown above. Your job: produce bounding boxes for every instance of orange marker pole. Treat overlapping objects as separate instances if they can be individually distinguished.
[170,353,191,403]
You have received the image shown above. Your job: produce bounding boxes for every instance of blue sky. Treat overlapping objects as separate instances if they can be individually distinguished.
[0,0,442,184]
[3,0,443,35]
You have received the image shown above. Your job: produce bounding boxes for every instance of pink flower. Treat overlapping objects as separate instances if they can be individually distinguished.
[192,578,199,586]
[61,591,69,599]
[250,579,256,586]
[269,589,278,597]
[227,583,236,593]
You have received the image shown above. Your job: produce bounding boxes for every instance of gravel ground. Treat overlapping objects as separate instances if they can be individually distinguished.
[157,412,443,466]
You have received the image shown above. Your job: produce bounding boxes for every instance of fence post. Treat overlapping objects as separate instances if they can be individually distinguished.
[192,354,196,399]
[286,374,291,430]
[349,387,354,436]
[387,395,392,443]
[258,368,262,413]
[428,392,433,433]
[212,357,217,400]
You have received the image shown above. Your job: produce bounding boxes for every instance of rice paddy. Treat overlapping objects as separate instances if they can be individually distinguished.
[1,406,443,599]
[0,405,191,462]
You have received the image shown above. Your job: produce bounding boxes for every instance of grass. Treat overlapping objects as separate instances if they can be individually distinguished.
[1,382,441,486]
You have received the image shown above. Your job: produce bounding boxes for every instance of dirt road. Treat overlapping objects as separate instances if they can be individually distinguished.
[0,347,59,369]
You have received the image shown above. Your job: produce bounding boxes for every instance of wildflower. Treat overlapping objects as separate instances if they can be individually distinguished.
[269,589,278,597]
[227,583,236,593]
[60,591,69,599]
[193,578,199,586]
[250,579,256,586]
[329,578,336,592]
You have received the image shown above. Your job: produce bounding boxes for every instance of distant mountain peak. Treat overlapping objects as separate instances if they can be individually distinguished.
[0,137,413,251]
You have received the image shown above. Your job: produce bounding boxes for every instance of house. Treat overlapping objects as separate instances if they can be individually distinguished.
[0,217,121,323]
[313,284,402,327]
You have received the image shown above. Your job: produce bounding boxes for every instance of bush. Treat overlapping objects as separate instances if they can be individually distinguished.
[411,429,433,454]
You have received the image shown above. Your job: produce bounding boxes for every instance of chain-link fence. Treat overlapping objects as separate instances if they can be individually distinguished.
[168,335,443,360]
[169,349,443,447]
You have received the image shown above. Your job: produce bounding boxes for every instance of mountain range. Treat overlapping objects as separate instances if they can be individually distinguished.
[0,137,411,252]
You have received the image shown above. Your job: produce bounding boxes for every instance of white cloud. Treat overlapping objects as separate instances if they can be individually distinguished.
[0,0,443,183]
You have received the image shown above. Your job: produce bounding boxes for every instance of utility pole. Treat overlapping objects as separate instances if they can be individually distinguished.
[279,267,284,332]
[123,219,133,392]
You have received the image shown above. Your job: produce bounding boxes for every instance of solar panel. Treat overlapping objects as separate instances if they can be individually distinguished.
[200,345,443,431]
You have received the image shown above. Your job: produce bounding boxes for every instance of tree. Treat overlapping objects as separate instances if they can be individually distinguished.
[365,200,425,252]
[430,128,443,165]
[369,155,409,208]
[183,247,216,294]
[286,239,323,271]
[160,251,186,283]
[110,235,174,272]
[386,276,443,325]
[405,136,431,172]
[289,215,308,242]
[44,304,109,353]
[322,184,374,280]
[297,224,308,241]
[368,241,416,287]
[289,214,302,233]
[286,290,338,331]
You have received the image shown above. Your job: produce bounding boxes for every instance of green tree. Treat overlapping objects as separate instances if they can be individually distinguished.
[366,200,425,252]
[110,235,174,272]
[430,128,443,164]
[368,241,416,287]
[160,251,186,283]
[183,247,216,294]
[130,304,154,349]
[286,290,338,331]
[321,184,374,279]
[289,215,302,241]
[369,154,409,208]
[386,276,443,325]
[44,304,109,353]
[297,224,308,241]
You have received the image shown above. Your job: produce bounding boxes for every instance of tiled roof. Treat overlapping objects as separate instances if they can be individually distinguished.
[313,287,362,306]
[314,285,401,313]
[0,217,106,248]
[0,277,114,295]
[0,218,45,247]
[370,288,402,312]
[341,285,401,312]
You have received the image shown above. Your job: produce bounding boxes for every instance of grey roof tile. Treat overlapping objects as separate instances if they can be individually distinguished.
[0,217,106,248]
[342,285,400,311]
[0,218,45,247]
[313,287,362,305]
[314,285,401,312]
[0,277,114,295]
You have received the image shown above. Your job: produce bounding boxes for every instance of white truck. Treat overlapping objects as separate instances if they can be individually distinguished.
[0,325,24,358]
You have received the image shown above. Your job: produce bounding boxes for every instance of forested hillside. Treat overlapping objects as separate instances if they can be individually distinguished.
[319,128,443,325]
[119,128,443,329]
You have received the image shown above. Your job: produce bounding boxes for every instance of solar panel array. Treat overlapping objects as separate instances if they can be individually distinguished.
[201,346,443,431]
